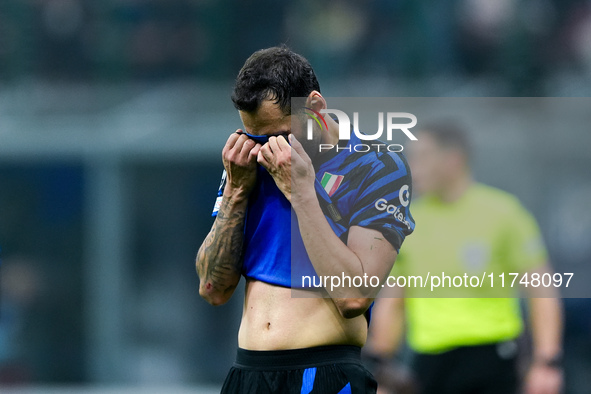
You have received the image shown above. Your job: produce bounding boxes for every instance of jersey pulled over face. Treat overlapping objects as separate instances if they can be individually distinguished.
[213,131,415,288]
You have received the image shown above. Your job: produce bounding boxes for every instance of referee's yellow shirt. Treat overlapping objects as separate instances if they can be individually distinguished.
[392,183,547,354]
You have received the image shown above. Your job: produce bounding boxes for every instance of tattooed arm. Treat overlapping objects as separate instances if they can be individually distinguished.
[196,131,260,306]
[196,194,249,305]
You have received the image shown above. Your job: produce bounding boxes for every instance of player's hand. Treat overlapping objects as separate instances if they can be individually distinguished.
[257,134,315,204]
[289,134,316,203]
[222,130,261,200]
[524,364,563,394]
[257,135,294,201]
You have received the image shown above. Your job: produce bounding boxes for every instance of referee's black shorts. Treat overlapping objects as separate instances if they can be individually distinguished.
[411,341,519,394]
[221,345,377,394]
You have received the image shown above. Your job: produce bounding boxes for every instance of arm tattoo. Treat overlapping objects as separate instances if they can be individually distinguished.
[196,196,246,295]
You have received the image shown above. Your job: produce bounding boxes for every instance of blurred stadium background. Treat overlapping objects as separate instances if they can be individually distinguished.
[0,0,590,393]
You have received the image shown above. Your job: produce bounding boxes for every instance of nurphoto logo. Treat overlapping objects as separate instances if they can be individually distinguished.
[305,108,418,153]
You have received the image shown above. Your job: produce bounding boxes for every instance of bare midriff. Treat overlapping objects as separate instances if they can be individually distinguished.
[238,279,368,350]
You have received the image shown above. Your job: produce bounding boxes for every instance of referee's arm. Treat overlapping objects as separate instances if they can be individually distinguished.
[524,264,564,394]
[196,133,261,306]
[365,286,405,358]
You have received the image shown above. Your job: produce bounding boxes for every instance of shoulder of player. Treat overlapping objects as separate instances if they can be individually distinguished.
[470,183,529,216]
[349,146,408,174]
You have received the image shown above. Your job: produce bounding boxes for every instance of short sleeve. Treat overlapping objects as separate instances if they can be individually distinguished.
[347,152,415,251]
[501,200,548,273]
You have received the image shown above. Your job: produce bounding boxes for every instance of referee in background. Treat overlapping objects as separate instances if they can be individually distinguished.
[366,123,563,394]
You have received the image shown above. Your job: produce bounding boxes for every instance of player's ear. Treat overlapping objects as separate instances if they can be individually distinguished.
[306,91,325,112]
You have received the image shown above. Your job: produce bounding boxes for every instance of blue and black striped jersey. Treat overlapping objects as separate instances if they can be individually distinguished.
[212,132,415,288]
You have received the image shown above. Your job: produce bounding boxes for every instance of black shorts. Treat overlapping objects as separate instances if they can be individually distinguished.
[411,341,519,394]
[221,345,377,394]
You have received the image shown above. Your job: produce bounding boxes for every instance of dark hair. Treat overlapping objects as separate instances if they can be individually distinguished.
[231,45,320,115]
[419,121,472,159]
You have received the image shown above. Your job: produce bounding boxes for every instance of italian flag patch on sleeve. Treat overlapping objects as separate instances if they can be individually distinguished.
[320,172,344,197]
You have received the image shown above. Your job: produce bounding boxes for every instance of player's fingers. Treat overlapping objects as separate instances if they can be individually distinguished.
[232,133,250,152]
[239,138,256,156]
[289,134,306,157]
[257,150,270,169]
[268,136,281,153]
[277,134,291,149]
[258,143,272,162]
[226,134,249,158]
[224,130,242,150]
[224,134,251,165]
[248,144,262,161]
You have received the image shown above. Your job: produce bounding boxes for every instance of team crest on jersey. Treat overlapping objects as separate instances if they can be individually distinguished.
[320,172,344,197]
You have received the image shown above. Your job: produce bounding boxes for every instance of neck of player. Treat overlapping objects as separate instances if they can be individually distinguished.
[438,170,473,204]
